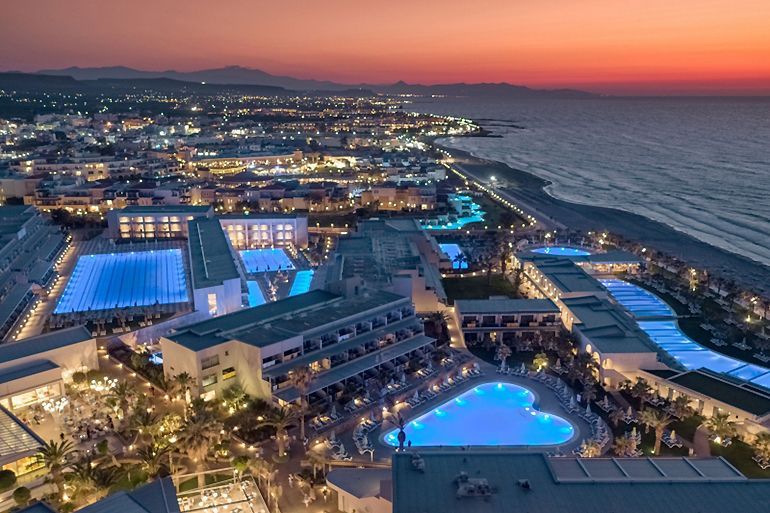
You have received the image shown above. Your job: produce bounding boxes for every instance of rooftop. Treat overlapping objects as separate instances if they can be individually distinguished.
[187,217,240,289]
[327,468,392,501]
[668,369,770,417]
[525,256,606,294]
[392,451,770,513]
[562,295,657,354]
[455,298,559,315]
[0,326,92,365]
[117,205,212,215]
[0,403,44,466]
[78,477,180,513]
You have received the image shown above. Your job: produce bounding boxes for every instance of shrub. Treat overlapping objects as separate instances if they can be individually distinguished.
[12,486,31,506]
[0,469,17,491]
[71,371,87,385]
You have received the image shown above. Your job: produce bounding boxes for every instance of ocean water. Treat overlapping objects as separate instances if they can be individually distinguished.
[420,97,770,267]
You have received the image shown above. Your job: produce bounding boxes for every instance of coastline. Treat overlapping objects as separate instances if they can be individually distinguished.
[440,144,770,296]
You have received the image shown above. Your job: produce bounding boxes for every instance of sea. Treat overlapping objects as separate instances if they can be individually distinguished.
[416,97,770,268]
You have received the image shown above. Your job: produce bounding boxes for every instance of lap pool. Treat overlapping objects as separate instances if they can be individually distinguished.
[602,279,770,389]
[239,248,295,273]
[531,246,591,257]
[54,249,189,314]
[289,270,314,296]
[383,382,574,447]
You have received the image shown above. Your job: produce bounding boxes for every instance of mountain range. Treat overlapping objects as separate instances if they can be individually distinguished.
[33,65,596,98]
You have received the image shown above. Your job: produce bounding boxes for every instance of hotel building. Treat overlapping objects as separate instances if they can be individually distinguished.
[106,205,214,240]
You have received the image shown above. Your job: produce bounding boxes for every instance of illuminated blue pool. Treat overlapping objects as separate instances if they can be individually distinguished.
[383,382,575,447]
[421,194,485,230]
[531,246,591,257]
[289,270,314,296]
[247,281,266,307]
[602,279,770,388]
[54,249,188,314]
[439,243,468,269]
[240,248,295,273]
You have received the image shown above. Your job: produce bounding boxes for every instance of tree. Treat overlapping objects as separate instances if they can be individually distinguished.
[580,440,602,458]
[532,352,549,372]
[222,383,249,413]
[172,372,194,405]
[129,409,160,447]
[612,436,638,457]
[753,432,770,463]
[135,444,171,477]
[32,440,75,501]
[64,456,120,506]
[670,395,693,419]
[640,410,673,455]
[288,367,313,441]
[495,344,512,367]
[12,486,31,507]
[258,406,300,458]
[231,455,249,477]
[629,378,652,409]
[0,469,16,491]
[609,408,626,428]
[178,410,223,488]
[106,380,136,421]
[705,412,737,441]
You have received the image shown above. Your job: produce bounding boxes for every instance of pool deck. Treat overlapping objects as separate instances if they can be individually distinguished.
[333,357,592,464]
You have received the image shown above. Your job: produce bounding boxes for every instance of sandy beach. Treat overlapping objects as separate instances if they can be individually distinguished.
[443,146,770,296]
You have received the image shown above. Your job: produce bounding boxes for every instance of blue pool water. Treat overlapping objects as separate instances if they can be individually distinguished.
[531,246,591,257]
[383,382,574,447]
[240,248,295,273]
[247,281,266,307]
[601,279,674,318]
[421,194,485,230]
[439,243,468,269]
[602,279,770,388]
[289,270,314,296]
[149,352,163,365]
[54,249,188,314]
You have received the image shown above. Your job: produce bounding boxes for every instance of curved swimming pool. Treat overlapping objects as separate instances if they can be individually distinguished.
[531,246,592,257]
[383,382,575,447]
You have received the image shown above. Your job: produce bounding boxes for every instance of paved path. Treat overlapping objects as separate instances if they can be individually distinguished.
[693,425,712,457]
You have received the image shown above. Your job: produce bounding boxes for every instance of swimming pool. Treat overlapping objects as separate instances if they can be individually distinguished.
[289,270,314,296]
[246,280,266,307]
[421,194,485,230]
[601,279,674,318]
[383,382,575,447]
[602,280,770,388]
[439,243,468,269]
[54,249,189,314]
[239,248,295,273]
[531,246,592,257]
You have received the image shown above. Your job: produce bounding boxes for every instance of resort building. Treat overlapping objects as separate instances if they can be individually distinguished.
[453,297,561,346]
[219,213,309,249]
[0,327,98,413]
[517,255,608,309]
[318,219,447,313]
[187,218,244,317]
[0,404,45,486]
[0,206,68,341]
[391,451,770,513]
[159,290,433,403]
[106,205,214,240]
[359,184,437,211]
[515,248,642,275]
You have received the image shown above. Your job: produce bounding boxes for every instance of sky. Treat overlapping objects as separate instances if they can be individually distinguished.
[2,0,770,94]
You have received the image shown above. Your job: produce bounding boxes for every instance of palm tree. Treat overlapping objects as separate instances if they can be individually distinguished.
[129,409,160,447]
[495,344,512,368]
[580,440,602,458]
[581,382,597,405]
[426,311,451,339]
[178,413,223,487]
[134,444,170,477]
[32,440,75,501]
[640,410,673,455]
[609,408,626,428]
[612,436,637,457]
[288,367,313,441]
[258,406,299,457]
[670,395,693,419]
[222,383,249,413]
[752,432,770,463]
[532,352,549,372]
[64,457,119,506]
[106,380,136,421]
[705,411,737,442]
[629,378,652,409]
[173,372,194,411]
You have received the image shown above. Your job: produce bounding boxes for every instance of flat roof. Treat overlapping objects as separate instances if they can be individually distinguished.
[392,452,770,513]
[563,295,656,354]
[455,298,559,315]
[327,468,392,501]
[117,205,212,215]
[188,217,240,289]
[0,360,59,385]
[166,290,342,351]
[0,326,92,365]
[669,370,770,417]
[526,257,606,294]
[78,477,180,513]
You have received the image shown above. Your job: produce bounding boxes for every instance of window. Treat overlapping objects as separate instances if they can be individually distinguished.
[222,367,236,380]
[207,293,218,316]
[201,355,220,370]
[202,374,218,388]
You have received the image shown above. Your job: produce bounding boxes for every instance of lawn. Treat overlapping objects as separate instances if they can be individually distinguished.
[710,439,770,478]
[442,274,519,302]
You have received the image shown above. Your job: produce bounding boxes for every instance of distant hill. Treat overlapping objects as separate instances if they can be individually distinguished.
[35,65,597,98]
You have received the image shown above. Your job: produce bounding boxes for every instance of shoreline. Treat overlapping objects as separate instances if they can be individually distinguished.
[439,144,770,296]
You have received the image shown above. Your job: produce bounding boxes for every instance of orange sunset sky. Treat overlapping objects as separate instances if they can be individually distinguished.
[2,0,770,94]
